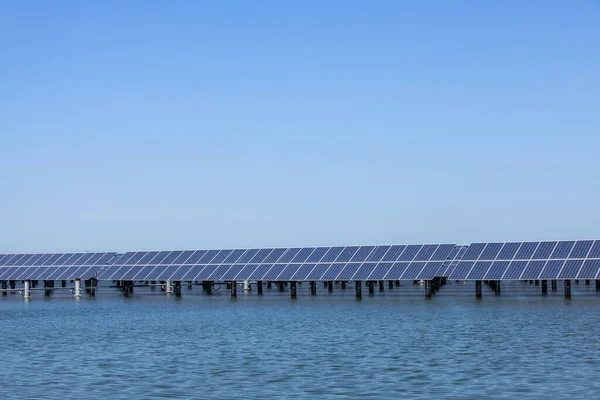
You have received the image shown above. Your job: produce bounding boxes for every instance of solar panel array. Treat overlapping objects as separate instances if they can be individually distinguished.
[94,244,458,282]
[0,252,116,281]
[445,240,600,280]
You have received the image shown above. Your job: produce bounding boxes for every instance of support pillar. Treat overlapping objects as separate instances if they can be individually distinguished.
[24,280,31,300]
[44,280,54,297]
[552,280,557,291]
[324,281,328,288]
[388,281,394,289]
[379,280,385,292]
[395,280,400,286]
[341,281,346,289]
[244,280,251,291]
[495,280,501,295]
[74,278,82,298]
[586,280,590,285]
[476,280,482,299]
[328,281,333,293]
[368,281,374,295]
[10,280,16,290]
[425,280,432,298]
[151,281,156,290]
[1,280,6,296]
[355,281,362,299]
[541,280,548,295]
[278,282,285,292]
[310,281,316,295]
[257,281,263,295]
[231,281,237,298]
[174,281,182,297]
[290,281,297,299]
[564,280,571,299]
[267,282,272,289]
[596,280,600,291]
[165,280,172,294]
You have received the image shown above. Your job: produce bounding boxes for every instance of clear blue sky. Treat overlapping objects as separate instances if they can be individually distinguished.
[0,1,599,252]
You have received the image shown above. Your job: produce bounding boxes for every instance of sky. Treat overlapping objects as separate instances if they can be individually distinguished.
[0,1,599,252]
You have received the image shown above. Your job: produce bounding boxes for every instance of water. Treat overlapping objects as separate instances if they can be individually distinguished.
[1,282,600,399]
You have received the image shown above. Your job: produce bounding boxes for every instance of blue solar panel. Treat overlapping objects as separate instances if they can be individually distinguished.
[483,261,510,280]
[363,263,391,280]
[221,249,246,264]
[577,260,600,279]
[558,259,583,279]
[179,265,205,280]
[117,266,139,280]
[478,243,503,260]
[397,245,422,261]
[43,254,63,266]
[496,243,521,260]
[278,248,302,263]
[232,264,259,280]
[417,262,442,280]
[569,240,593,258]
[305,263,331,280]
[260,248,284,263]
[538,260,565,279]
[126,252,148,265]
[206,264,233,281]
[520,261,546,280]
[500,261,526,279]
[306,247,329,262]
[381,245,406,262]
[587,241,600,259]
[430,244,456,261]
[514,242,539,259]
[319,263,346,280]
[449,261,474,280]
[197,250,219,264]
[413,245,438,261]
[233,249,258,264]
[460,244,486,261]
[290,248,316,263]
[276,264,300,280]
[366,246,391,262]
[169,265,194,280]
[249,248,275,263]
[466,261,492,280]
[400,262,425,280]
[247,264,274,280]
[350,246,375,262]
[335,247,360,262]
[132,265,158,280]
[320,247,345,263]
[347,263,375,280]
[220,265,243,281]
[262,264,288,280]
[161,251,184,265]
[135,251,160,265]
[550,242,575,259]
[290,263,317,281]
[383,262,410,280]
[336,263,362,280]
[195,265,218,280]
[532,242,557,259]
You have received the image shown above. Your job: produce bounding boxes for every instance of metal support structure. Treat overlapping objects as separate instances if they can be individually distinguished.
[368,281,374,295]
[74,278,82,298]
[475,280,482,299]
[552,280,557,291]
[596,280,600,291]
[564,280,571,299]
[278,282,285,292]
[231,281,237,298]
[24,280,31,300]
[310,281,316,295]
[355,281,362,299]
[379,280,384,292]
[425,280,432,298]
[328,281,333,293]
[174,281,182,297]
[290,282,297,299]
[165,280,172,294]
[244,280,251,291]
[388,281,394,289]
[257,280,263,295]
[495,280,501,295]
[341,281,346,289]
[541,280,548,295]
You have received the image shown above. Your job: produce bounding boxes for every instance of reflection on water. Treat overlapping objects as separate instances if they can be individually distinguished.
[1,281,599,399]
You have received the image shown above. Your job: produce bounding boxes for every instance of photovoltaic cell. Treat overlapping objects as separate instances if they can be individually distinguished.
[496,243,521,260]
[247,264,274,280]
[430,244,456,261]
[478,243,503,260]
[131,265,159,280]
[180,265,206,281]
[222,249,246,264]
[290,248,316,263]
[306,247,329,262]
[466,261,492,280]
[448,261,474,280]
[366,246,391,262]
[335,247,359,262]
[587,241,600,259]
[397,245,422,261]
[206,265,233,281]
[350,246,375,262]
[211,249,236,264]
[550,242,575,259]
[197,250,219,264]
[262,264,288,280]
[170,250,195,264]
[460,243,486,261]
[263,248,287,263]
[577,260,600,279]
[136,251,161,265]
[290,263,317,281]
[416,262,443,280]
[514,242,539,260]
[278,248,302,263]
[305,264,331,280]
[383,262,410,280]
[195,265,218,281]
[276,264,301,281]
[248,249,274,263]
[179,250,206,264]
[483,261,510,280]
[520,261,546,280]
[502,261,528,279]
[381,245,406,262]
[320,247,345,263]
[336,263,362,280]
[359,263,389,280]
[569,241,594,258]
[413,245,438,261]
[401,262,426,280]
[532,242,557,260]
[232,264,259,281]
[320,263,346,280]
[538,260,565,279]
[220,265,243,281]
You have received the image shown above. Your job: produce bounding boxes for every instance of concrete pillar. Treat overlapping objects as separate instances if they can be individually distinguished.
[278,282,285,292]
[187,281,193,290]
[290,282,297,299]
[257,281,263,295]
[575,280,579,284]
[341,281,346,289]
[495,281,501,295]
[476,280,482,299]
[564,280,571,299]
[355,281,362,299]
[267,282,272,289]
[596,280,600,291]
[10,280,16,290]
[541,280,548,295]
[388,281,394,289]
[328,281,333,292]
[395,280,400,286]
[535,280,539,286]
[1,280,6,296]
[24,280,31,300]
[244,280,251,291]
[368,281,374,295]
[165,280,172,294]
[552,280,557,291]
[310,281,316,295]
[425,280,432,298]
[231,281,237,298]
[151,281,156,290]
[379,280,384,292]
[323,281,328,288]
[174,281,182,297]
[74,278,82,298]
[44,280,54,297]
[585,280,590,285]
[61,280,66,288]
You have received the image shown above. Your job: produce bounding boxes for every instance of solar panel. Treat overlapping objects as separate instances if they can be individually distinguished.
[539,260,565,279]
[290,248,316,263]
[577,259,600,279]
[569,240,593,258]
[430,244,456,261]
[222,249,246,264]
[383,262,410,280]
[483,261,510,280]
[550,241,575,259]
[247,264,274,280]
[558,260,583,279]
[466,261,492,280]
[401,262,426,280]
[263,248,287,263]
[262,264,287,280]
[460,244,486,261]
[273,263,298,280]
[381,245,406,261]
[249,249,276,263]
[448,261,474,280]
[532,242,557,260]
[364,262,392,280]
[366,246,391,262]
[478,243,503,260]
[501,261,528,279]
[336,263,362,280]
[210,249,235,264]
[335,247,360,262]
[417,262,444,280]
[496,243,521,260]
[290,263,317,281]
[320,263,346,280]
[350,246,375,262]
[233,264,260,281]
[398,245,422,261]
[514,242,539,260]
[277,248,302,263]
[320,247,345,263]
[413,245,438,261]
[305,263,331,280]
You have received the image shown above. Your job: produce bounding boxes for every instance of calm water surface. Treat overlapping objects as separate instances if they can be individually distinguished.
[1,282,599,399]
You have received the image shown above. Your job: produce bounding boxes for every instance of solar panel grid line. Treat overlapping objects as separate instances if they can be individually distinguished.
[290,247,316,264]
[250,248,276,264]
[346,262,371,280]
[585,240,599,259]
